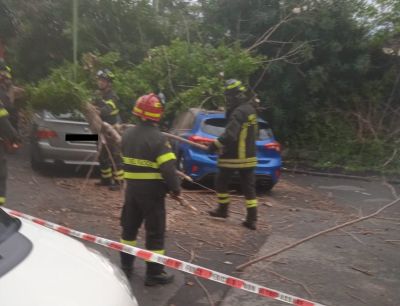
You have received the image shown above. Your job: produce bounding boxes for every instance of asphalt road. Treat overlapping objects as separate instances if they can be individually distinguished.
[5,145,400,306]
[222,173,400,306]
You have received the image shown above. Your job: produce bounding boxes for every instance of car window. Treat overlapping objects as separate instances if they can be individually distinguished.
[0,208,21,245]
[0,209,33,278]
[201,118,226,137]
[44,110,86,122]
[258,121,274,140]
[201,118,274,140]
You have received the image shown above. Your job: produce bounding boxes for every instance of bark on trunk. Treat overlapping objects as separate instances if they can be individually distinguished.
[82,103,121,145]
[82,103,207,151]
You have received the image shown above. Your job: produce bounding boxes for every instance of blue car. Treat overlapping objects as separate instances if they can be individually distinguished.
[169,108,282,191]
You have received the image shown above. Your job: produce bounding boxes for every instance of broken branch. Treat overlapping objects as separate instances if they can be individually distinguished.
[236,196,400,271]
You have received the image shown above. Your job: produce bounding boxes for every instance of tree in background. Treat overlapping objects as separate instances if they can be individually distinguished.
[0,0,16,60]
[3,0,400,172]
[198,0,400,171]
[2,0,200,80]
[27,40,261,122]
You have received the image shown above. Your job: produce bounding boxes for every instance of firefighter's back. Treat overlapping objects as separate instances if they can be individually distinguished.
[122,122,168,192]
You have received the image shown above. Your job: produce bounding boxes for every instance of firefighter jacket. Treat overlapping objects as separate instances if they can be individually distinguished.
[93,89,121,125]
[214,101,258,169]
[121,122,181,194]
[0,89,19,146]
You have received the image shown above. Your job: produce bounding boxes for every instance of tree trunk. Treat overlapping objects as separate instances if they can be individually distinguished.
[82,103,121,145]
[0,38,5,60]
[82,103,207,153]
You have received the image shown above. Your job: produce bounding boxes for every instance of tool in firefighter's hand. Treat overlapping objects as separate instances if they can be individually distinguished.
[176,170,193,182]
[114,124,209,151]
[163,132,208,151]
[176,170,217,195]
[3,139,21,154]
[170,193,198,212]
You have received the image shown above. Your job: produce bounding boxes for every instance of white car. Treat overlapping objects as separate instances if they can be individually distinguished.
[0,208,138,306]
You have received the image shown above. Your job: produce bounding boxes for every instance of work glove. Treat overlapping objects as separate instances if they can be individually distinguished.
[12,133,22,145]
[207,141,218,154]
[4,138,21,154]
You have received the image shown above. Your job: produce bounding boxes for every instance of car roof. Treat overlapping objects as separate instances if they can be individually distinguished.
[187,108,267,123]
[189,108,224,116]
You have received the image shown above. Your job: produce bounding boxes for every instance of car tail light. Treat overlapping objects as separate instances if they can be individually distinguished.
[188,135,214,146]
[275,169,281,178]
[36,128,58,139]
[192,165,199,173]
[264,141,281,153]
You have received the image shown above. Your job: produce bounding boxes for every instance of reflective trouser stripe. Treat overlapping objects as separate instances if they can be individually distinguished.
[246,199,258,208]
[150,249,165,255]
[217,193,229,197]
[101,168,112,178]
[218,198,230,204]
[145,249,165,261]
[0,108,9,118]
[120,239,137,247]
[0,197,5,205]
[114,170,124,181]
[218,157,257,168]
[217,193,230,204]
[124,172,162,180]
[219,157,257,163]
[218,161,257,168]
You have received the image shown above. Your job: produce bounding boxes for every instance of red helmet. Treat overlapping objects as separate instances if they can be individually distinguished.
[132,93,164,122]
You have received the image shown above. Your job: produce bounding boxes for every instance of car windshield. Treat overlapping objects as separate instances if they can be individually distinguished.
[43,110,86,122]
[201,118,274,140]
[0,208,21,244]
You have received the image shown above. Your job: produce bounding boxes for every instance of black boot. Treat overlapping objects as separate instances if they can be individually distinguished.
[108,181,121,191]
[145,271,175,286]
[120,252,135,279]
[242,207,257,230]
[145,262,174,286]
[208,204,229,218]
[95,178,111,187]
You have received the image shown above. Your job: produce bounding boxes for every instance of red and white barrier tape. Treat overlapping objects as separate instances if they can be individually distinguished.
[4,208,326,306]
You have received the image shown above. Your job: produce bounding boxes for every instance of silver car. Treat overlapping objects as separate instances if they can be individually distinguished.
[30,110,98,169]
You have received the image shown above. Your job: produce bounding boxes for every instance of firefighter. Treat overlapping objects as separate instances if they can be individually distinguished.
[208,79,258,230]
[0,65,20,206]
[0,62,19,132]
[93,69,124,191]
[119,93,181,285]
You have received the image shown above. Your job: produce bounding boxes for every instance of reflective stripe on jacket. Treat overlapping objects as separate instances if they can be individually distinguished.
[216,102,257,169]
[94,90,121,125]
[121,122,180,193]
[0,91,19,144]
